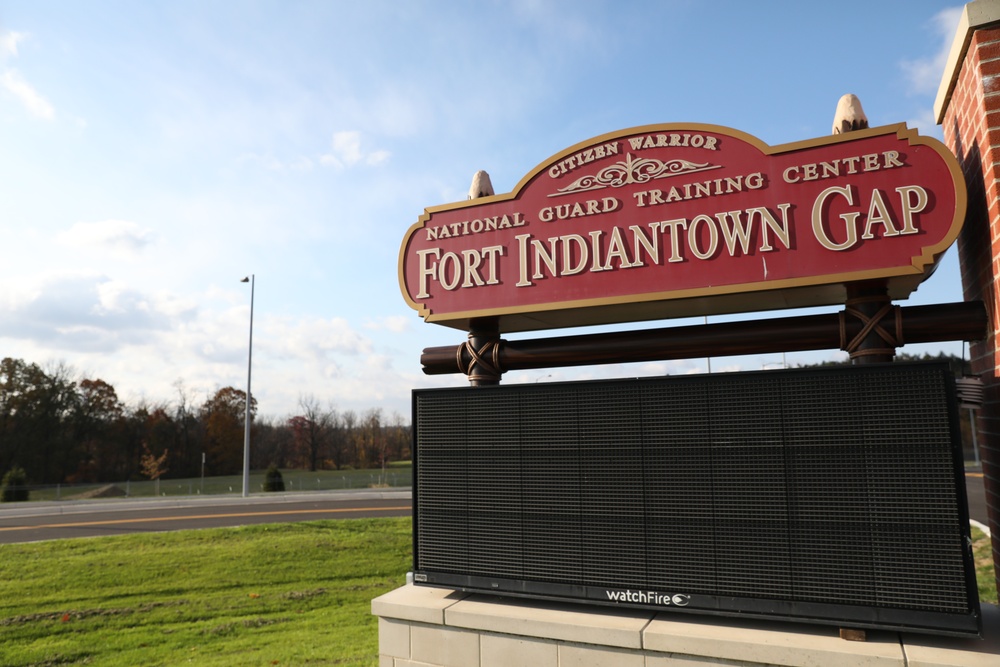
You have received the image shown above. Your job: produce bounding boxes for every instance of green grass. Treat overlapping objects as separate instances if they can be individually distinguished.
[972,526,997,605]
[0,518,412,666]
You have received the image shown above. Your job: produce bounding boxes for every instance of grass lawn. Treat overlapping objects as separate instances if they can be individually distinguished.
[0,518,412,667]
[972,525,997,605]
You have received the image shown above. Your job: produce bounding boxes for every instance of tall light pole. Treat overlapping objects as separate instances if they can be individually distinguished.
[240,275,254,497]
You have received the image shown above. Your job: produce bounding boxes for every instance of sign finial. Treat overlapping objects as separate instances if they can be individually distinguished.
[832,93,869,134]
[468,170,494,199]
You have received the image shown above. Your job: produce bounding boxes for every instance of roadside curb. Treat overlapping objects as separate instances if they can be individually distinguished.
[0,488,413,520]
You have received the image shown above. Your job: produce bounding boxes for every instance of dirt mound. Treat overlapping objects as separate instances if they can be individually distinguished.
[68,484,128,500]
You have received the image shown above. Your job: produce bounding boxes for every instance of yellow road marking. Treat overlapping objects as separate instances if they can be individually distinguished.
[967,472,984,478]
[0,506,412,532]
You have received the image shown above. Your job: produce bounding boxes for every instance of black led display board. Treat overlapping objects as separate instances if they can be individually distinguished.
[411,362,980,636]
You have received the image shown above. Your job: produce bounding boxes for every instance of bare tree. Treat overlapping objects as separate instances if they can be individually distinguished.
[252,415,290,469]
[387,411,410,461]
[358,408,384,474]
[293,394,337,472]
[340,410,357,469]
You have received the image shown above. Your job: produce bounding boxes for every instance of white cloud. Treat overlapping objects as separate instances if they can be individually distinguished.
[367,149,390,166]
[0,272,183,353]
[0,30,55,120]
[56,220,154,259]
[1,68,55,119]
[1,30,24,58]
[266,315,373,361]
[330,131,363,164]
[907,107,944,140]
[0,271,401,415]
[365,315,410,333]
[320,130,390,168]
[900,6,964,95]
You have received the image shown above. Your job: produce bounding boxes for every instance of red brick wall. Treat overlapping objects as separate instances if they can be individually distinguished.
[940,25,1000,593]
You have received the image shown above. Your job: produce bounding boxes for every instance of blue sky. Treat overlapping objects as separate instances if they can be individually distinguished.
[0,1,969,418]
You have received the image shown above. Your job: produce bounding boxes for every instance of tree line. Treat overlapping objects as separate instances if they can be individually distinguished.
[1,351,972,487]
[0,357,410,487]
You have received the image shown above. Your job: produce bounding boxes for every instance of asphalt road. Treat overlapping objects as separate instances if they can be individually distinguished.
[0,474,990,546]
[0,489,413,544]
[966,471,988,528]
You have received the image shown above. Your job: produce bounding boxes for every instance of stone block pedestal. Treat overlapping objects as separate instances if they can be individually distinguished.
[372,585,998,667]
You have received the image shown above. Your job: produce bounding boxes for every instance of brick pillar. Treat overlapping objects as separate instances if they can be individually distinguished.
[935,0,1000,593]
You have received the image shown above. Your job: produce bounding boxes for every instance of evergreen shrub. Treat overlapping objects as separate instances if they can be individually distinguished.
[263,465,285,492]
[1,466,29,502]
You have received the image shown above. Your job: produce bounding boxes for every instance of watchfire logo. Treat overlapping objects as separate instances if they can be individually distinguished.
[605,589,690,607]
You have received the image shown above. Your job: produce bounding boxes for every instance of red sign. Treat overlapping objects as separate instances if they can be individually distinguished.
[399,123,965,333]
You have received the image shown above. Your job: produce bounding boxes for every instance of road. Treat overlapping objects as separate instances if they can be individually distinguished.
[0,489,412,544]
[966,471,989,529]
[0,473,990,545]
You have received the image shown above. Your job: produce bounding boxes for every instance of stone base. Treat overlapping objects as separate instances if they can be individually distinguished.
[372,585,999,667]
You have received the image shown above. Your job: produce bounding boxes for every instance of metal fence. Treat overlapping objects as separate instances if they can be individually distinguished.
[1,467,412,502]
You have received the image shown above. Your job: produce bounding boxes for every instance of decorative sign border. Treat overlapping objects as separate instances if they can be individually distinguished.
[398,123,966,333]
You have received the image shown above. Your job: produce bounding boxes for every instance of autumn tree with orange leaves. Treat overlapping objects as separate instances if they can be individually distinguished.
[0,355,420,487]
[200,387,256,476]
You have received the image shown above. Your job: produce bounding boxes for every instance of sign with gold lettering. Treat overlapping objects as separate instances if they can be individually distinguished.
[398,123,965,333]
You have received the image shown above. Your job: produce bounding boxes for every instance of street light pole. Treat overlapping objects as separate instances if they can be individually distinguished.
[241,275,254,497]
